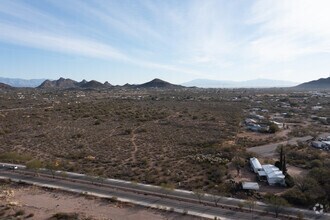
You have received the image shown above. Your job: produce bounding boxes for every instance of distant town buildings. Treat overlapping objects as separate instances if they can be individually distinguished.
[311,136,330,151]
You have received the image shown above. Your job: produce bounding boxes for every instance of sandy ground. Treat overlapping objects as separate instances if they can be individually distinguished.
[0,183,202,220]
[286,164,308,178]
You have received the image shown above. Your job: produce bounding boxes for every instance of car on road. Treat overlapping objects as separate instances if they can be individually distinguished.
[0,165,18,170]
[10,166,18,170]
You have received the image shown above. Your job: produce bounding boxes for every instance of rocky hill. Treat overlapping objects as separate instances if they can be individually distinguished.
[80,80,111,89]
[0,82,13,90]
[38,78,79,89]
[296,77,330,90]
[38,78,111,89]
[135,78,183,89]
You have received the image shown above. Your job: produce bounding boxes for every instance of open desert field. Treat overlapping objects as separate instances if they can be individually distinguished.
[0,88,247,192]
[1,87,329,209]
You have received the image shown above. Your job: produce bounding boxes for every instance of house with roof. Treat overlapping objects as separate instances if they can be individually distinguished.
[257,164,285,186]
[249,157,262,173]
[250,158,286,186]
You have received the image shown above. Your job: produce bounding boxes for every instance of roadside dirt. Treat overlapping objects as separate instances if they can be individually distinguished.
[0,183,202,220]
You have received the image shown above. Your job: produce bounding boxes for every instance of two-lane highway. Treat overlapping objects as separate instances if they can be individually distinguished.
[0,169,273,220]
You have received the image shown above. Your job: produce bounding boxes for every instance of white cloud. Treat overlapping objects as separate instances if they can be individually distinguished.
[1,0,330,82]
[0,23,127,60]
[0,0,212,77]
[248,0,330,63]
[0,22,207,77]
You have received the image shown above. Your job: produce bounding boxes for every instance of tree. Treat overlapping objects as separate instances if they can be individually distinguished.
[237,202,244,210]
[211,193,222,207]
[193,189,205,204]
[26,159,42,176]
[97,175,106,184]
[45,160,60,178]
[296,212,304,220]
[277,146,287,173]
[279,146,283,170]
[283,188,308,206]
[232,156,245,177]
[244,197,257,220]
[266,195,289,218]
[60,171,68,179]
[85,168,98,184]
[282,154,287,174]
[269,122,279,133]
[160,183,175,197]
[294,176,319,193]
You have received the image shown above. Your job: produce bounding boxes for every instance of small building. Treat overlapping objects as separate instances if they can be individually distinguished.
[323,141,330,145]
[261,164,285,186]
[245,118,257,125]
[247,124,261,132]
[250,114,265,120]
[242,182,259,190]
[250,157,262,173]
[312,141,324,149]
[312,106,322,111]
[322,141,330,150]
[271,121,284,129]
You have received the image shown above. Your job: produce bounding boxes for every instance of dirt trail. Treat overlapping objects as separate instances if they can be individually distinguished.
[130,127,139,163]
[129,112,179,163]
[94,127,118,146]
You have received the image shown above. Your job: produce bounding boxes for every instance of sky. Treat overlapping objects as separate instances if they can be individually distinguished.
[0,0,330,85]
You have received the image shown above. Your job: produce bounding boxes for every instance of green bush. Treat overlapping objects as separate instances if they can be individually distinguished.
[283,188,308,206]
[285,174,295,188]
[50,212,79,220]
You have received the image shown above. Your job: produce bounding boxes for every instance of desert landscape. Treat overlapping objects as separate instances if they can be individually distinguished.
[1,1,330,219]
[0,79,329,213]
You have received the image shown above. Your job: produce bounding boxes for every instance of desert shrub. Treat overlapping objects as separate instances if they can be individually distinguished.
[122,128,132,135]
[50,212,79,220]
[207,165,226,184]
[25,213,34,218]
[308,159,323,168]
[285,174,295,188]
[308,168,330,186]
[268,122,279,133]
[0,152,32,163]
[14,210,25,216]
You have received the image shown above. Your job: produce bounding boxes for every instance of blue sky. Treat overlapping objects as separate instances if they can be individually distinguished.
[0,0,329,85]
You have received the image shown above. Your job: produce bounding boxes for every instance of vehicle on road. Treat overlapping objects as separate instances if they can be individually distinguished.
[0,165,18,170]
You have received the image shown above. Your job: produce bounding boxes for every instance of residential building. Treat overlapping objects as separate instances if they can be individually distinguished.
[249,157,262,173]
[258,164,285,186]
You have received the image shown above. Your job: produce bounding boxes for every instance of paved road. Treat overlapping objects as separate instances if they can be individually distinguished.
[247,136,314,157]
[0,164,328,220]
[0,170,273,220]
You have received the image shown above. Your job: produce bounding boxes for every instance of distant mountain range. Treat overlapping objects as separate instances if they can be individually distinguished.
[0,77,46,87]
[295,77,330,90]
[182,78,298,88]
[38,77,112,89]
[0,76,329,90]
[38,77,182,90]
